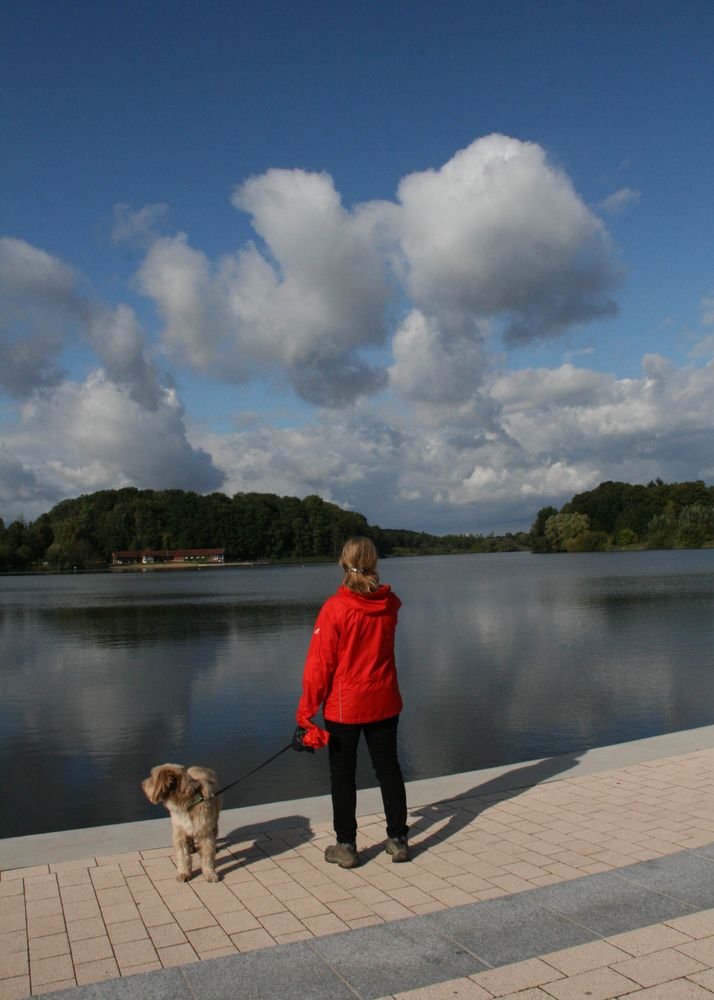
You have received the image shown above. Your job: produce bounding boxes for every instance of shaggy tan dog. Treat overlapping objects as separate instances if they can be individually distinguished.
[141,764,222,882]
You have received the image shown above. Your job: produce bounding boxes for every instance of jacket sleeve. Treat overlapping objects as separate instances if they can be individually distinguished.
[296,600,340,732]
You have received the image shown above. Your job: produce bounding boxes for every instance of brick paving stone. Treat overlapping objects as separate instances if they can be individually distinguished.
[134,902,173,926]
[32,978,75,995]
[411,900,447,915]
[0,958,27,981]
[667,908,714,939]
[65,916,106,942]
[227,878,273,902]
[95,852,141,867]
[690,968,714,989]
[27,914,65,939]
[106,919,149,945]
[607,923,695,956]
[258,911,306,937]
[74,958,120,986]
[275,930,314,945]
[113,938,160,970]
[243,893,286,918]
[185,925,233,952]
[0,914,25,937]
[29,953,74,988]
[0,933,26,960]
[613,948,706,986]
[676,934,714,964]
[328,897,377,921]
[23,878,58,901]
[0,883,23,899]
[284,895,330,919]
[0,975,31,1000]
[140,847,174,860]
[388,886,437,908]
[300,913,349,936]
[543,966,646,999]
[495,991,554,1000]
[1,866,48,881]
[229,928,275,952]
[28,934,68,961]
[541,940,631,976]
[59,883,96,903]
[24,897,63,920]
[472,957,564,996]
[215,909,261,935]
[392,976,494,998]
[310,881,354,903]
[70,935,114,965]
[90,868,125,889]
[270,881,312,902]
[96,885,133,907]
[56,869,92,888]
[619,982,714,998]
[61,898,101,922]
[174,906,218,932]
[97,901,140,924]
[147,923,187,949]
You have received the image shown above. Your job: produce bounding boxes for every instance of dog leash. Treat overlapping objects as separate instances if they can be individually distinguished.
[188,741,294,809]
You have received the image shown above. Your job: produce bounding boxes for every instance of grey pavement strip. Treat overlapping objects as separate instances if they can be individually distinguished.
[44,968,193,1000]
[615,850,714,911]
[40,842,714,1000]
[181,941,359,1000]
[426,889,598,967]
[308,915,487,999]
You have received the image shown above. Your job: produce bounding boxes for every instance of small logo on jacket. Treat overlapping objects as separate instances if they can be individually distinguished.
[313,626,320,634]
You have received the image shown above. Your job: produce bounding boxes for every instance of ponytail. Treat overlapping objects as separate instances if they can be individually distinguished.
[339,536,380,593]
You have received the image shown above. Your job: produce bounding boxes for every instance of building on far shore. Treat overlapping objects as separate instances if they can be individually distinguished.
[111,548,225,566]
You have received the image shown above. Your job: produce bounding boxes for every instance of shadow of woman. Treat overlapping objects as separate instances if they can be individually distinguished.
[367,751,582,861]
[216,814,314,877]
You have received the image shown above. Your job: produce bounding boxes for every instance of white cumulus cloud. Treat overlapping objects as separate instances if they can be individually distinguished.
[395,135,620,344]
[5,135,714,533]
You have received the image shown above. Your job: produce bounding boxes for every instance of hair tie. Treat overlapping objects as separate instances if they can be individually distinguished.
[349,566,360,574]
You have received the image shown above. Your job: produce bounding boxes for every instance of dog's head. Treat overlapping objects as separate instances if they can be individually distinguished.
[142,764,191,806]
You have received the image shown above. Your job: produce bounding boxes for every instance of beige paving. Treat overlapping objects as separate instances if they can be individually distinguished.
[3,746,714,997]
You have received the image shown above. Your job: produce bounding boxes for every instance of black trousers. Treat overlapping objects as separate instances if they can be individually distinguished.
[325,714,408,844]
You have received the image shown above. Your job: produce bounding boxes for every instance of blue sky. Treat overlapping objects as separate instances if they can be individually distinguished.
[2,0,713,533]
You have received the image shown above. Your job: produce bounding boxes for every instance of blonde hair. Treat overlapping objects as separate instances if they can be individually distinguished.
[340,536,380,593]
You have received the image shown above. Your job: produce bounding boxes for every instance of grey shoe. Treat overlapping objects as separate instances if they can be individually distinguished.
[385,836,409,863]
[325,842,359,868]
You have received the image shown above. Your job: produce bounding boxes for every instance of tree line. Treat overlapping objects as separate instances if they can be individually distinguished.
[4,478,711,571]
[530,479,714,552]
[0,488,528,572]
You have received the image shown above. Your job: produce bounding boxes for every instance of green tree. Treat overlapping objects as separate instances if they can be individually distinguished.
[565,530,609,552]
[545,512,590,552]
[529,506,559,552]
[677,504,714,548]
[616,527,638,547]
[646,510,677,549]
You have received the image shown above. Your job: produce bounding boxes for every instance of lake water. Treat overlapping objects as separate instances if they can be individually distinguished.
[1,550,713,838]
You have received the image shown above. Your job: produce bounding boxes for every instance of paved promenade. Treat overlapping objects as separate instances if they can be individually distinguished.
[3,726,714,998]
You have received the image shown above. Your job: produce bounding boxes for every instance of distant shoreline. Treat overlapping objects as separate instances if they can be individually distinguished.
[109,560,262,571]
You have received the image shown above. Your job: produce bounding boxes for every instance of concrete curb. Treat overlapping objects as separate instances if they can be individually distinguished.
[4,722,714,872]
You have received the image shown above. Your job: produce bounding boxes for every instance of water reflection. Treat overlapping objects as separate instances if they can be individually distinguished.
[1,551,713,837]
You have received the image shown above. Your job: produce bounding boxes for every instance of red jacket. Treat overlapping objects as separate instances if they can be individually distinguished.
[297,584,403,738]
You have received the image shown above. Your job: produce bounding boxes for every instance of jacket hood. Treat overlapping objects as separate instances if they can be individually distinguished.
[336,584,401,615]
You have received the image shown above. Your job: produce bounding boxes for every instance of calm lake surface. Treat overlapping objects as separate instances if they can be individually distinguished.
[2,550,714,838]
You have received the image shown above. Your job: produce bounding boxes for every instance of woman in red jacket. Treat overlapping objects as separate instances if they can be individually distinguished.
[295,536,409,868]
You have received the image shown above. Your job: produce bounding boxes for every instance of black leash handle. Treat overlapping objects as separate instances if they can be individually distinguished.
[189,742,293,809]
